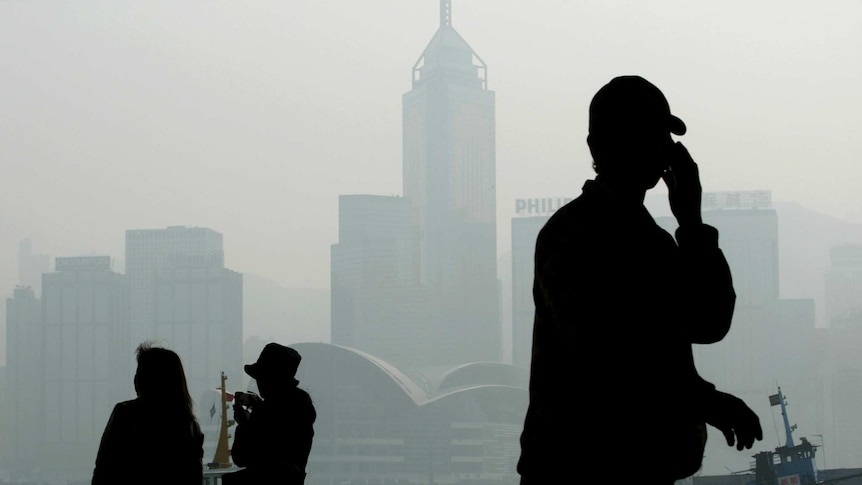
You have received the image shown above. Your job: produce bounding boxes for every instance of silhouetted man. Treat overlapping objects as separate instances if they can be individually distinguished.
[227,343,316,485]
[517,75,762,484]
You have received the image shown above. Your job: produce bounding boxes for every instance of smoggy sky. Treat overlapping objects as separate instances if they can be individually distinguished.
[1,0,861,293]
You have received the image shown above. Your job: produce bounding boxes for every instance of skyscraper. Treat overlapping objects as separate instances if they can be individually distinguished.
[4,286,42,476]
[825,243,862,328]
[18,238,50,297]
[331,195,428,367]
[402,0,500,365]
[126,226,224,345]
[125,226,242,407]
[40,256,128,481]
[152,262,243,405]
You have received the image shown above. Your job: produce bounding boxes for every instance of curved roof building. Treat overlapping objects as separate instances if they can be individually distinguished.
[288,342,528,485]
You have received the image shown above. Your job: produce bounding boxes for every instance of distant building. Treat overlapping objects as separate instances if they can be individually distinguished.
[656,190,778,306]
[509,198,571,370]
[815,244,862,468]
[0,364,7,471]
[126,226,242,415]
[401,0,500,366]
[4,286,42,476]
[815,317,862,469]
[825,243,862,328]
[126,226,224,347]
[39,256,128,481]
[18,238,49,297]
[330,195,430,368]
[291,342,528,485]
[655,190,781,395]
[153,263,243,405]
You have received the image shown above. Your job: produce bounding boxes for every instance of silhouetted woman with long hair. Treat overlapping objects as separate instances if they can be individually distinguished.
[92,342,204,485]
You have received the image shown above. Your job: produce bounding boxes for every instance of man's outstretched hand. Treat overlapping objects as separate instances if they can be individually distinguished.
[704,390,763,451]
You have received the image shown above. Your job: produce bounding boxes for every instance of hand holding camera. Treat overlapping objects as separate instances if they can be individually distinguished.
[233,391,260,425]
[234,391,261,408]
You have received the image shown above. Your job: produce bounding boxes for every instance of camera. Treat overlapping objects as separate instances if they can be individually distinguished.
[234,391,259,408]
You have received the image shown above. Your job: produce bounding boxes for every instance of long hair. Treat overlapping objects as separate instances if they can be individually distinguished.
[133,342,197,421]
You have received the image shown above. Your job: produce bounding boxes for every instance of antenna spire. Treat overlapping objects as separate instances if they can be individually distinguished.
[440,0,452,26]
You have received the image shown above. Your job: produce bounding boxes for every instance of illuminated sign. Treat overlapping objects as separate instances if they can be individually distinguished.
[515,198,573,217]
[55,256,112,272]
[702,191,772,210]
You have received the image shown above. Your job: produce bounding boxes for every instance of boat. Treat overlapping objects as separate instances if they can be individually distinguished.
[750,386,819,485]
[694,386,862,485]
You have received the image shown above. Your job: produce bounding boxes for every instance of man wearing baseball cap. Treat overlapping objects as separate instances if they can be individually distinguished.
[227,343,316,484]
[517,76,762,483]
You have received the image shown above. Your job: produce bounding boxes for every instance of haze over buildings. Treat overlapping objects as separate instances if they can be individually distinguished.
[2,228,244,481]
[333,4,500,369]
[5,256,128,481]
[2,0,860,293]
[0,0,861,481]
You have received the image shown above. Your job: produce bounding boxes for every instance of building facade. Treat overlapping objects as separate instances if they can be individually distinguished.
[126,226,224,348]
[825,243,862,328]
[333,2,501,369]
[152,264,243,406]
[330,195,431,368]
[654,191,781,397]
[290,342,528,485]
[401,1,499,366]
[127,226,242,418]
[39,256,128,481]
[4,286,43,477]
[18,238,50,297]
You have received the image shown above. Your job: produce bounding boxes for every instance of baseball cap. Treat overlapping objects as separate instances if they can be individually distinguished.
[588,75,686,138]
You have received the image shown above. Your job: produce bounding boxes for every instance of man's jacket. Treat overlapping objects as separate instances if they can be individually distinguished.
[518,179,736,480]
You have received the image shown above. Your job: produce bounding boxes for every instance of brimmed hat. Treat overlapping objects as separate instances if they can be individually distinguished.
[244,343,301,380]
[589,75,686,138]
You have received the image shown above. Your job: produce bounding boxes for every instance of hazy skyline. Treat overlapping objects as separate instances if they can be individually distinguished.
[2,0,860,297]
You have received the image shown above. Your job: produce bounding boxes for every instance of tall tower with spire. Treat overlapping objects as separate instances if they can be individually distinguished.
[402,0,500,365]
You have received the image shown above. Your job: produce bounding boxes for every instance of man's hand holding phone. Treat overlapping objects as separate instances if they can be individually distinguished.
[662,142,703,227]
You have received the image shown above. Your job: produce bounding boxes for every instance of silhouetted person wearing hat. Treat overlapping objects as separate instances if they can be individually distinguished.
[225,343,316,485]
[517,75,762,484]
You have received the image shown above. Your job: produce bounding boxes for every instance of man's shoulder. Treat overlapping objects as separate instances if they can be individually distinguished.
[537,190,597,241]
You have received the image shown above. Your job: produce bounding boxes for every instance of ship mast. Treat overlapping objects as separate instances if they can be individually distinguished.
[777,386,796,448]
[211,371,233,468]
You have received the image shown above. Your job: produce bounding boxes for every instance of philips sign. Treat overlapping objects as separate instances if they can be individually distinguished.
[515,198,572,217]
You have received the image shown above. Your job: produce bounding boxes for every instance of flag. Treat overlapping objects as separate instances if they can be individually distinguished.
[210,402,217,421]
[769,393,781,406]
